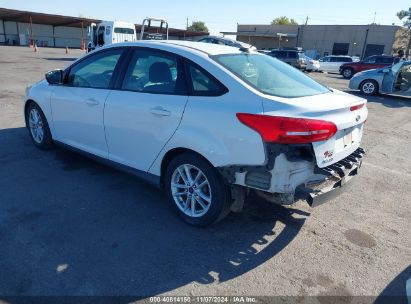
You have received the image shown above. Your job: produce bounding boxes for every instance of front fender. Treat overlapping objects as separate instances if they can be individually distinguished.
[25,80,56,136]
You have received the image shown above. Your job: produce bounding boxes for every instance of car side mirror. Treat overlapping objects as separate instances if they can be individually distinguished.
[45,69,63,85]
[382,68,390,73]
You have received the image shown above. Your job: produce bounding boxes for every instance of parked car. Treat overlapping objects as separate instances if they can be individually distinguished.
[349,60,411,96]
[318,56,353,74]
[340,55,394,79]
[304,55,320,72]
[25,41,367,226]
[198,36,256,50]
[268,48,307,69]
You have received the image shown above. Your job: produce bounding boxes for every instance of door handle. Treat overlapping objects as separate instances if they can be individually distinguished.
[85,98,99,106]
[150,107,171,117]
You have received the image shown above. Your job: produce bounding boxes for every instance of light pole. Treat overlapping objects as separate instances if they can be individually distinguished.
[353,42,357,56]
[277,33,286,49]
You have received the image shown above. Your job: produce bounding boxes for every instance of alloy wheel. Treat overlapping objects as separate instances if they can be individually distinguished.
[29,108,44,144]
[362,82,375,94]
[171,164,212,218]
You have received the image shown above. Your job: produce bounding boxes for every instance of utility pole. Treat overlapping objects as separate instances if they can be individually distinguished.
[29,15,33,47]
[305,16,309,26]
[186,18,189,30]
[372,12,376,24]
[361,28,369,59]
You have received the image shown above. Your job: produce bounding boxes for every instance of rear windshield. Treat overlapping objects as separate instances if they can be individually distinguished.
[213,53,330,98]
[114,27,135,34]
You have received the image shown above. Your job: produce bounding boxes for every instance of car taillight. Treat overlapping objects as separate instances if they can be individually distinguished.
[350,104,365,111]
[236,114,337,144]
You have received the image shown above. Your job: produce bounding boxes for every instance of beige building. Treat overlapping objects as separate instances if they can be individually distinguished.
[222,24,409,59]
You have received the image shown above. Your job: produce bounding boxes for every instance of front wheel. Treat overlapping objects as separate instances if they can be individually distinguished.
[26,103,53,149]
[164,153,231,226]
[360,80,378,96]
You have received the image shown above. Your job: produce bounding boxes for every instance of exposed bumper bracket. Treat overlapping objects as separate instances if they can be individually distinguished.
[303,147,365,207]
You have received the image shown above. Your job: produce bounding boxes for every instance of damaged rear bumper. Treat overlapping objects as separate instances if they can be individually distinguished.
[219,145,365,208]
[298,147,365,207]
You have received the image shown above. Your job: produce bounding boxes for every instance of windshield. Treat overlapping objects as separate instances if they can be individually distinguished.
[213,53,330,98]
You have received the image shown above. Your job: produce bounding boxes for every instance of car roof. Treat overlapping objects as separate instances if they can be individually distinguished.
[103,40,245,56]
[200,36,253,48]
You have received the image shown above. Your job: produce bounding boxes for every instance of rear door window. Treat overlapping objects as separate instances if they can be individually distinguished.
[376,57,394,64]
[187,62,227,96]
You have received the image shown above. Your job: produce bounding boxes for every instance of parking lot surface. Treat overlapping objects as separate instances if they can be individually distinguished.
[0,46,410,300]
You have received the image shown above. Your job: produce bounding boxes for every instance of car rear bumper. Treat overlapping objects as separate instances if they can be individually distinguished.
[297,147,365,207]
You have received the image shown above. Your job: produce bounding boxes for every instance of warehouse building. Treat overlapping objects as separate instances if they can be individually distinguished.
[222,24,409,59]
[0,8,207,48]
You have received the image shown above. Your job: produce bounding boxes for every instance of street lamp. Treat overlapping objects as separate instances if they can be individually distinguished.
[277,33,287,49]
[353,42,357,56]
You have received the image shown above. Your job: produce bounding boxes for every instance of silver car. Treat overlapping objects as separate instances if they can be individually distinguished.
[349,60,411,96]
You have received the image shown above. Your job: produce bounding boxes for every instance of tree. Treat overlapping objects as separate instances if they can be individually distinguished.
[187,21,209,32]
[397,7,411,57]
[271,16,298,26]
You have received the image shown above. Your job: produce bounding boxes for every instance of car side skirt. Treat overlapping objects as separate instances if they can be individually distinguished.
[54,140,161,188]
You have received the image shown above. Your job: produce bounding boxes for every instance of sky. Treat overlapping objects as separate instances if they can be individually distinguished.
[1,0,410,34]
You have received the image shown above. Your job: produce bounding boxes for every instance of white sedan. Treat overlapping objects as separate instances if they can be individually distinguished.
[304,56,320,72]
[25,41,367,226]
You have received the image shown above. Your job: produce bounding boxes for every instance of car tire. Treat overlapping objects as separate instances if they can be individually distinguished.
[360,80,378,96]
[342,68,354,79]
[26,102,53,149]
[164,153,231,227]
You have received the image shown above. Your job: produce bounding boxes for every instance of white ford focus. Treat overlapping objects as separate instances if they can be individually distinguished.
[25,41,367,226]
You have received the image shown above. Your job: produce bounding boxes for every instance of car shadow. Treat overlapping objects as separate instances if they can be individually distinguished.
[0,127,309,296]
[374,265,411,304]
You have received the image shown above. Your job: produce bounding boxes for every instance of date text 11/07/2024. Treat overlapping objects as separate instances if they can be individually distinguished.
[149,296,257,303]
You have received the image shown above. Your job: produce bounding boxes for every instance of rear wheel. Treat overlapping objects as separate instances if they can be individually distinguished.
[164,153,231,226]
[342,68,354,79]
[26,103,53,149]
[360,80,378,96]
